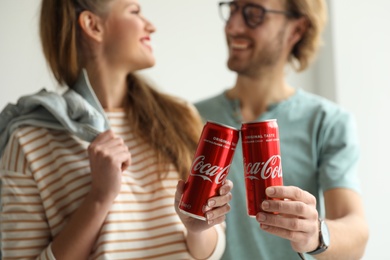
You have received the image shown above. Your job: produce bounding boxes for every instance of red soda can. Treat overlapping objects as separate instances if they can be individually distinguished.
[241,119,283,216]
[179,121,239,220]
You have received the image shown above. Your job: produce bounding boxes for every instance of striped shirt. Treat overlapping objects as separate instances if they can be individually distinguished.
[0,110,224,259]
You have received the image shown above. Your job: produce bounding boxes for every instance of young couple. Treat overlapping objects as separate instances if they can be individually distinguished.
[0,0,368,259]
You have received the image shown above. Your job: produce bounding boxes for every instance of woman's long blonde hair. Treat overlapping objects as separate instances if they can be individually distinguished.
[39,0,203,179]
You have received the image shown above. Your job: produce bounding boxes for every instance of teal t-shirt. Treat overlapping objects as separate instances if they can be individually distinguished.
[194,89,361,260]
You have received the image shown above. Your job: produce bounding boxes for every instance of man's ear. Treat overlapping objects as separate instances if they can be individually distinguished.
[78,11,104,43]
[288,17,309,46]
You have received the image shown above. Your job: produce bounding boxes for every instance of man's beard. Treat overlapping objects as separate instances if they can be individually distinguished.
[227,26,286,76]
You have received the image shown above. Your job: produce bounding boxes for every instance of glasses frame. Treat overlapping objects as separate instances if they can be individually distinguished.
[218,1,298,29]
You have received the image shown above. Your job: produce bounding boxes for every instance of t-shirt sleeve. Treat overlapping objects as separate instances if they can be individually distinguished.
[206,223,226,260]
[318,110,361,193]
[0,131,55,259]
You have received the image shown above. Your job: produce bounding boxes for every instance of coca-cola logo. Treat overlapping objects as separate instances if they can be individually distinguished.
[244,155,283,181]
[189,155,231,184]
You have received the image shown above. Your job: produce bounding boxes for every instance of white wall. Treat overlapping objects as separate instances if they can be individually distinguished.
[0,1,57,109]
[329,0,390,258]
[0,0,388,259]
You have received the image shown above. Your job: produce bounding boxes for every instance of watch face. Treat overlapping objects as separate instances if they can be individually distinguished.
[321,220,330,247]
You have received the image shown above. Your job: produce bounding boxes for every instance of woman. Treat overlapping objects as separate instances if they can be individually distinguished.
[0,0,231,259]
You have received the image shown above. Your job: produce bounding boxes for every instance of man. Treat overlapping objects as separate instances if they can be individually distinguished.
[195,0,369,259]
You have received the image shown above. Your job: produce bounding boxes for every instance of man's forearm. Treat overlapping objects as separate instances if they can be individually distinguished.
[315,214,369,260]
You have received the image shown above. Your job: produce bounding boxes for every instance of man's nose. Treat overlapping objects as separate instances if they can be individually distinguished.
[225,11,247,34]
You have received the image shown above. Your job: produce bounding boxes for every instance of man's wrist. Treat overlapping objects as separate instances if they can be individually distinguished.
[307,218,330,255]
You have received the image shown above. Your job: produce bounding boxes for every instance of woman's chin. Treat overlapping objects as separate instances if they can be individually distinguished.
[139,59,156,71]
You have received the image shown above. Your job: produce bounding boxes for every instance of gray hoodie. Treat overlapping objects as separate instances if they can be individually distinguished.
[0,69,110,157]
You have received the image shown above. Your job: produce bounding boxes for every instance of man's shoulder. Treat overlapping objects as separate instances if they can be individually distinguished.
[194,92,226,115]
[194,92,233,123]
[294,89,352,119]
[194,92,225,109]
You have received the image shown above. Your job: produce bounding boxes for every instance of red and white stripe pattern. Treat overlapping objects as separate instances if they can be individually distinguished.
[1,110,224,259]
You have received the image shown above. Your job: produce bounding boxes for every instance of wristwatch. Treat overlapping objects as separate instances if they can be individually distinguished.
[307,218,330,255]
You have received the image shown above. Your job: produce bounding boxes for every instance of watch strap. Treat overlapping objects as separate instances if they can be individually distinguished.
[307,218,329,255]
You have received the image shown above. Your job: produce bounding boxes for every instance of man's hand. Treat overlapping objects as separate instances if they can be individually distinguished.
[255,186,320,253]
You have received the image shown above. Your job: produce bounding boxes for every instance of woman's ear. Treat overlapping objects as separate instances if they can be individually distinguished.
[78,11,104,43]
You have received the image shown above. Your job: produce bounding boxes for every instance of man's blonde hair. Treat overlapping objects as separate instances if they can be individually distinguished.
[285,0,327,71]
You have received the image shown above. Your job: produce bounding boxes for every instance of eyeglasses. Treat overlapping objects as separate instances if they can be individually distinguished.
[218,1,298,29]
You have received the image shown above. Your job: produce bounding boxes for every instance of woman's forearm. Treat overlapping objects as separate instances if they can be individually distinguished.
[186,227,218,260]
[51,191,113,260]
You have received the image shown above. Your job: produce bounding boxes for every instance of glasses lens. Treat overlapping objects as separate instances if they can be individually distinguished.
[219,2,236,22]
[243,4,265,27]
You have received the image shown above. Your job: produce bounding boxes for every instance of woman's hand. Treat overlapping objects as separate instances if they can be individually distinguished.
[174,179,233,233]
[88,130,131,202]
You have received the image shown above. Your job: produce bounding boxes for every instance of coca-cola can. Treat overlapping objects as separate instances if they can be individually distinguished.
[179,121,239,220]
[241,119,283,216]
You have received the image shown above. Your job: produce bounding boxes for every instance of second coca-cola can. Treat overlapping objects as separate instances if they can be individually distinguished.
[241,119,283,217]
[179,121,239,220]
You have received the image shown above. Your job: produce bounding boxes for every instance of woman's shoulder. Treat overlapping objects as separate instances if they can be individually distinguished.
[3,126,85,167]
